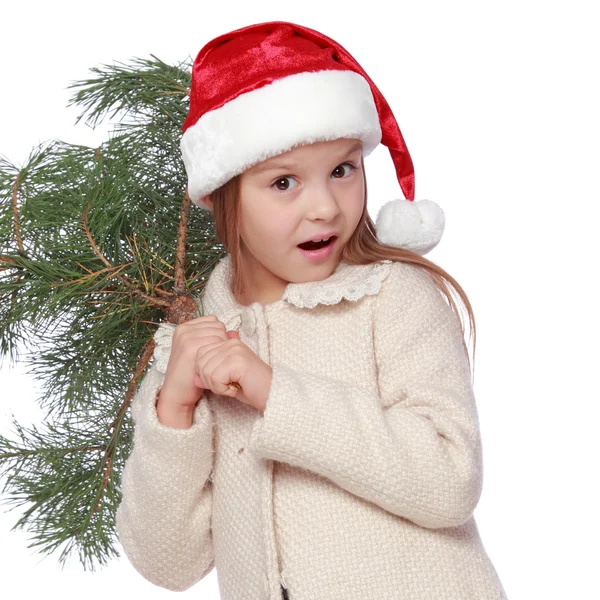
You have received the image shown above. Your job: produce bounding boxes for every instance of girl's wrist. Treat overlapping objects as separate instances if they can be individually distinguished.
[155,386,199,429]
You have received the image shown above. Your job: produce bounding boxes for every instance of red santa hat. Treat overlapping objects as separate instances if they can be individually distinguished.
[181,20,445,255]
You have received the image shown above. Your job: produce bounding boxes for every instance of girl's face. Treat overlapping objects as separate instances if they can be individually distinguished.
[235,137,365,305]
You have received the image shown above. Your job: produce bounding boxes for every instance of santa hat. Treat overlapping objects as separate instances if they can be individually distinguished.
[181,21,445,255]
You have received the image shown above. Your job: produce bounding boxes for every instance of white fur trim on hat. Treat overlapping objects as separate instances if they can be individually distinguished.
[375,198,445,255]
[180,69,382,209]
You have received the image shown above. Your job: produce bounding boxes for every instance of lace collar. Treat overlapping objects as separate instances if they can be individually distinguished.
[199,254,393,315]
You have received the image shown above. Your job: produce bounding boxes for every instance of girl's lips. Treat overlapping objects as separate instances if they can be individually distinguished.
[297,236,337,262]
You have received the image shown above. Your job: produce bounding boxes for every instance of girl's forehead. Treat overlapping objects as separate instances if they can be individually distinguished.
[248,138,363,173]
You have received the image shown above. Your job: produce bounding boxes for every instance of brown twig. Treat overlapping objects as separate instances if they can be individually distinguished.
[152,188,199,325]
[174,188,191,294]
[0,255,18,266]
[158,85,190,96]
[91,336,156,515]
[49,262,132,288]
[0,254,21,275]
[81,201,170,309]
[154,287,171,297]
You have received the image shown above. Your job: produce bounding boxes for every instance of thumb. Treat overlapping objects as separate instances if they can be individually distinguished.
[227,330,240,339]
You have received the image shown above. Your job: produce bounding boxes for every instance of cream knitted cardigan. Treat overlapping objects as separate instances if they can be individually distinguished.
[116,255,508,599]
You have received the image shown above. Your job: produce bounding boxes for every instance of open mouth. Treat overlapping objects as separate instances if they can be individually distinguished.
[297,236,337,251]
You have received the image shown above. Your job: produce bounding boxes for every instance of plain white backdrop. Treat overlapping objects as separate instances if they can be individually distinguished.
[0,1,598,598]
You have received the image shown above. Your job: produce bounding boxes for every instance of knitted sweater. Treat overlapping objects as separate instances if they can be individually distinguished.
[116,254,508,599]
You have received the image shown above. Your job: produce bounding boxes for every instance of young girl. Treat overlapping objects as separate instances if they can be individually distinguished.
[116,20,509,600]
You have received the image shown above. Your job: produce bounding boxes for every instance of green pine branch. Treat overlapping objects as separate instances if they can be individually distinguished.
[0,55,226,570]
[0,404,128,569]
[67,54,193,130]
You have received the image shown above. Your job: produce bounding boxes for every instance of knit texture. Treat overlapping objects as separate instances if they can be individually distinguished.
[116,255,508,599]
[115,340,216,591]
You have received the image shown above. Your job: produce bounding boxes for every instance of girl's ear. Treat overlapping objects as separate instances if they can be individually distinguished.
[201,195,214,209]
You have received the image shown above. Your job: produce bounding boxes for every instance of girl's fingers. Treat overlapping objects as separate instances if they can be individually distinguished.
[174,325,229,351]
[194,334,228,348]
[180,314,219,324]
[195,339,230,390]
[196,339,241,395]
[201,352,242,397]
[175,318,227,340]
[182,325,227,339]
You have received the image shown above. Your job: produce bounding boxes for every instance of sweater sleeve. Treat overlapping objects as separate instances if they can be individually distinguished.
[115,324,216,592]
[248,262,483,530]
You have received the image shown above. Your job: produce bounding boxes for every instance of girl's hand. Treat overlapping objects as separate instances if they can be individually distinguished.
[196,329,273,412]
[159,314,232,412]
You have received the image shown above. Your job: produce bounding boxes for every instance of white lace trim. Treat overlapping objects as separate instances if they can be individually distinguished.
[282,260,393,309]
[152,322,176,374]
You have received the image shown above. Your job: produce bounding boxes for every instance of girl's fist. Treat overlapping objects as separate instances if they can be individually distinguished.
[192,329,240,388]
[194,327,272,412]
[159,314,231,410]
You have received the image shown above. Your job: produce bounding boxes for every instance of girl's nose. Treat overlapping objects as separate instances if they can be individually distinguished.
[307,188,341,221]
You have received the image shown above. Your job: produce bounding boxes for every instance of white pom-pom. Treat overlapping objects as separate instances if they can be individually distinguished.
[375,198,445,255]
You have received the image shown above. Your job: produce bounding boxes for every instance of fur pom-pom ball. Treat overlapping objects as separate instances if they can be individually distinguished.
[375,198,445,255]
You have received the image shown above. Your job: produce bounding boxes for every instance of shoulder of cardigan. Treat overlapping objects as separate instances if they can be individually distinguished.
[199,254,395,313]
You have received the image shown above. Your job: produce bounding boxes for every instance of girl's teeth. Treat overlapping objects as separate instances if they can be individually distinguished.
[299,236,333,250]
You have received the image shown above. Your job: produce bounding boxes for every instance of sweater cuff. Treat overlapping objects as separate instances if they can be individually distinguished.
[248,363,316,463]
[132,366,214,474]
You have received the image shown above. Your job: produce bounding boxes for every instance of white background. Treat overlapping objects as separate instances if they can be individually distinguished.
[1,1,598,598]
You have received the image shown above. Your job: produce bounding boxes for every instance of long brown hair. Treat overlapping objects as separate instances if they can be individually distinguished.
[208,156,477,381]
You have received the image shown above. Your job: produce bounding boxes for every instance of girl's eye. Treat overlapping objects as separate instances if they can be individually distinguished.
[271,176,297,192]
[270,162,357,192]
[331,162,357,179]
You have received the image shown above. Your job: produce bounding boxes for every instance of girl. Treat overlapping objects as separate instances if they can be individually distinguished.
[116,20,509,600]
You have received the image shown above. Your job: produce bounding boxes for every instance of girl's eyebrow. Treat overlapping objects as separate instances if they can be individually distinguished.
[252,142,363,174]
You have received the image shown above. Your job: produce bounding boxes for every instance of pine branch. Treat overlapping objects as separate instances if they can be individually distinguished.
[0,404,130,569]
[66,54,192,130]
[81,198,169,309]
[0,54,226,570]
